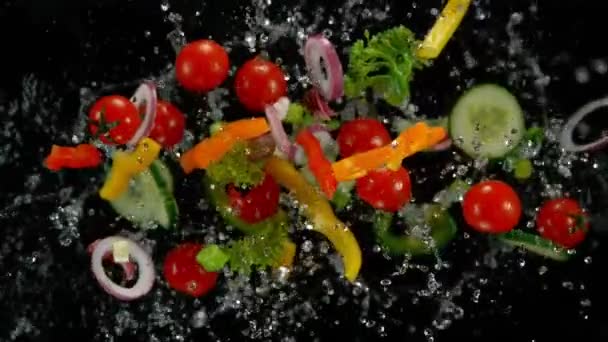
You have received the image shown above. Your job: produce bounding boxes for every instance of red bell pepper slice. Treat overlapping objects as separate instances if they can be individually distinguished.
[44,144,103,171]
[295,129,337,199]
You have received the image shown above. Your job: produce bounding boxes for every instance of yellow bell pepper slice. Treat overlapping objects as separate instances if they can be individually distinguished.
[332,122,447,182]
[274,240,297,268]
[265,157,362,282]
[416,0,472,60]
[99,138,162,201]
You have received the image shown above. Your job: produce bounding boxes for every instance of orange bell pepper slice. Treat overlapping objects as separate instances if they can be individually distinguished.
[180,118,270,174]
[332,122,447,181]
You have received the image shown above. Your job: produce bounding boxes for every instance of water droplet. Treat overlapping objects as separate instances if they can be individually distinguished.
[584,256,592,264]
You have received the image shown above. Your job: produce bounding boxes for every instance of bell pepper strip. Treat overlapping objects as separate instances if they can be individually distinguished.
[295,129,338,198]
[416,0,472,60]
[44,144,103,171]
[99,137,162,201]
[274,240,297,268]
[205,176,285,234]
[332,122,447,181]
[373,205,457,256]
[264,156,362,282]
[180,118,270,174]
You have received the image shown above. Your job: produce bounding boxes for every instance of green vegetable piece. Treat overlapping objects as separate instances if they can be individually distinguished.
[196,244,230,272]
[325,119,341,131]
[209,121,226,135]
[224,219,289,275]
[205,176,287,235]
[344,26,424,106]
[498,229,572,261]
[206,142,265,188]
[284,103,307,126]
[332,181,355,211]
[374,204,457,256]
[514,158,533,180]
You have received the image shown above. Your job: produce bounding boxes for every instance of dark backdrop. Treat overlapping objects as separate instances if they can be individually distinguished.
[1,0,608,341]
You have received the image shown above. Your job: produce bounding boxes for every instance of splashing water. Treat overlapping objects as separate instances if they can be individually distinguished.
[1,0,605,341]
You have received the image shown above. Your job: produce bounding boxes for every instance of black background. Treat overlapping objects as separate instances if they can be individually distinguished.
[1,0,608,341]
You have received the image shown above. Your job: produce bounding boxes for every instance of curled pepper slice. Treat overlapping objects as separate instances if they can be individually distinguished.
[44,144,103,171]
[416,0,472,59]
[373,205,457,256]
[180,118,270,174]
[99,138,161,201]
[332,122,447,181]
[295,129,337,199]
[265,156,362,282]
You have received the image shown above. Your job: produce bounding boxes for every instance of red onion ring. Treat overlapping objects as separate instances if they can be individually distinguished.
[126,81,158,148]
[90,236,155,301]
[308,123,330,134]
[431,138,453,151]
[265,98,296,160]
[87,239,137,282]
[304,35,344,101]
[560,97,608,152]
[304,88,336,120]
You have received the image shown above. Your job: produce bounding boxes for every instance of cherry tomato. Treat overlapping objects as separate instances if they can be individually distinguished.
[227,174,280,224]
[356,167,412,212]
[149,100,186,148]
[536,198,588,248]
[462,180,522,234]
[163,243,218,297]
[234,57,287,112]
[88,95,142,145]
[175,40,230,92]
[337,118,391,158]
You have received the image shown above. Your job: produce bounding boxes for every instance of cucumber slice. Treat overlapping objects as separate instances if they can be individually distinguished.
[498,230,573,261]
[449,84,525,159]
[110,160,178,229]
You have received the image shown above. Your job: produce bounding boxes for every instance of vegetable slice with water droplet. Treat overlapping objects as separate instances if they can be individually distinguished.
[110,160,178,229]
[498,229,573,261]
[449,84,525,159]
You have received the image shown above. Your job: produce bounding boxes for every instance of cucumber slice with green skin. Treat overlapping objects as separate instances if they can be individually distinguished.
[373,204,457,256]
[498,230,573,261]
[110,160,178,229]
[449,84,525,159]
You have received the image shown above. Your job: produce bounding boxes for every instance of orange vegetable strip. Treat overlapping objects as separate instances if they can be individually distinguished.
[180,118,270,173]
[332,122,447,181]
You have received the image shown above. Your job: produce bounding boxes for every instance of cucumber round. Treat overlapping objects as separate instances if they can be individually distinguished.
[449,84,525,159]
[498,230,572,261]
[110,160,178,229]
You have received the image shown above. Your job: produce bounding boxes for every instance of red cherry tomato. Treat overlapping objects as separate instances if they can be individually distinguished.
[163,243,218,297]
[227,174,280,224]
[462,180,522,234]
[175,40,230,92]
[536,198,588,248]
[88,95,142,145]
[337,118,391,158]
[149,100,186,148]
[234,57,287,112]
[356,167,412,212]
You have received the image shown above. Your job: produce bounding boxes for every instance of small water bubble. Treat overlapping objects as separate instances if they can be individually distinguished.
[580,298,592,307]
[562,281,574,290]
[302,240,313,252]
[575,67,590,84]
[472,289,481,303]
[538,265,548,275]
[584,256,592,264]
[160,2,170,11]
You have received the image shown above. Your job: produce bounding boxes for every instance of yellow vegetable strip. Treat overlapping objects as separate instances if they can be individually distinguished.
[99,138,161,201]
[416,0,472,59]
[265,157,362,282]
